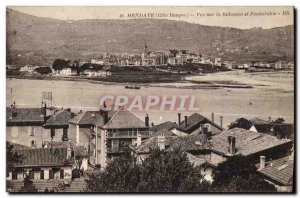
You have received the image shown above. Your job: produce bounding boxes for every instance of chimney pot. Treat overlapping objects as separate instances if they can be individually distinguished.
[220,116,223,127]
[178,113,181,125]
[145,114,149,127]
[184,116,188,127]
[259,156,266,170]
[228,136,236,155]
[211,113,214,123]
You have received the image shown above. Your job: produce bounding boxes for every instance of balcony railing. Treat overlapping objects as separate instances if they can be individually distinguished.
[107,131,150,139]
[106,147,129,153]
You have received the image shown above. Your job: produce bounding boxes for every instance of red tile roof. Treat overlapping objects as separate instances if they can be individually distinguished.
[7,107,45,125]
[103,108,147,129]
[14,148,71,167]
[44,109,74,127]
[256,156,294,186]
[210,128,292,156]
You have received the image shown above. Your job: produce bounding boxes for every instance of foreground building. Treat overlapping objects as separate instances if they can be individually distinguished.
[6,103,47,148]
[131,128,292,183]
[68,107,151,169]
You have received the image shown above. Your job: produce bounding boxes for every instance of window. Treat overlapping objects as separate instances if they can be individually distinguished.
[62,128,68,141]
[30,127,35,136]
[29,171,34,180]
[49,170,54,179]
[31,140,36,148]
[40,170,44,180]
[12,172,17,180]
[51,128,55,138]
[60,169,64,179]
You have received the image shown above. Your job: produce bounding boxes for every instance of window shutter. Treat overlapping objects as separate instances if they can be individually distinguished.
[60,169,64,179]
[29,171,34,180]
[12,172,17,180]
[40,170,44,179]
[49,170,54,179]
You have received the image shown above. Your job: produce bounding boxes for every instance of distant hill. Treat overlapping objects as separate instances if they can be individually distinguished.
[6,8,294,66]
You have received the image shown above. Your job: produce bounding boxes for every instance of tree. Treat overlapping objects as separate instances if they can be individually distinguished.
[209,155,276,192]
[273,118,285,124]
[228,118,253,130]
[85,148,209,192]
[6,142,24,177]
[34,67,52,75]
[52,59,70,70]
[19,175,38,192]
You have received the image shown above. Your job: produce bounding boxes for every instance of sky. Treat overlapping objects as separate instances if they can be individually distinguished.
[9,6,294,29]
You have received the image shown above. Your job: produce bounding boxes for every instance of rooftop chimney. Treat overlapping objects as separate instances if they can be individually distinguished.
[228,136,236,155]
[211,113,214,123]
[157,135,166,150]
[184,116,188,127]
[259,156,266,170]
[145,114,149,127]
[220,116,223,128]
[178,113,181,125]
[137,133,142,147]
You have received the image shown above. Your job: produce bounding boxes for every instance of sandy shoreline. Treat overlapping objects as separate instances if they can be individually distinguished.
[6,70,294,91]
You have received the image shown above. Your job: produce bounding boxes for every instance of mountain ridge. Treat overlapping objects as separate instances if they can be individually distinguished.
[6,8,294,66]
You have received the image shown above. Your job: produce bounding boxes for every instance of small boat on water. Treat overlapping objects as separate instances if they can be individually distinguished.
[125,85,140,89]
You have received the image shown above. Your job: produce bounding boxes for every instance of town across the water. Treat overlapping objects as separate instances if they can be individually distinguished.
[7,44,294,84]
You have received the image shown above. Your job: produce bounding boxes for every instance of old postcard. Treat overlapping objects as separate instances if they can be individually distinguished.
[6,6,294,193]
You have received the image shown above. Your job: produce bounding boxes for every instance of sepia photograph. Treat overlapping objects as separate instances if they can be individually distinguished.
[5,6,295,193]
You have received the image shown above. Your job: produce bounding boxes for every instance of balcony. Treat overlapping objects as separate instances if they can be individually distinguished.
[107,130,150,139]
[106,147,129,154]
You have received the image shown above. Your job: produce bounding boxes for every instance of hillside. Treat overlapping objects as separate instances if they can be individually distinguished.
[6,8,294,66]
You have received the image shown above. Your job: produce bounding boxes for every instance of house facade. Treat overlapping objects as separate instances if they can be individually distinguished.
[6,103,47,148]
[68,108,151,169]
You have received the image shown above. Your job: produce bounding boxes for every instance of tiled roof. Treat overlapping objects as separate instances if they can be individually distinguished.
[44,109,74,127]
[8,142,30,150]
[68,110,116,126]
[103,108,147,129]
[250,118,270,125]
[256,156,294,186]
[176,113,223,134]
[186,153,211,167]
[210,128,292,156]
[14,148,70,167]
[151,121,178,132]
[7,107,45,125]
[132,134,210,154]
[43,141,88,157]
[151,129,176,137]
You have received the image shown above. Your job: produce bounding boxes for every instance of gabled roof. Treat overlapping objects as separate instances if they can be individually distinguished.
[68,110,116,126]
[44,109,74,128]
[175,113,223,134]
[132,134,210,154]
[256,156,294,186]
[7,107,45,125]
[14,148,70,167]
[210,128,292,157]
[151,129,176,137]
[103,108,147,129]
[186,153,211,167]
[151,121,178,132]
